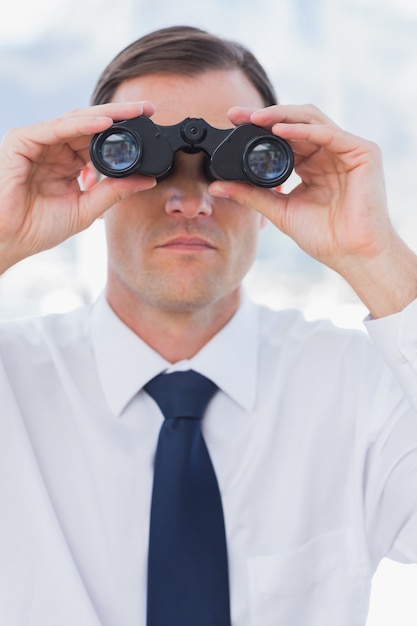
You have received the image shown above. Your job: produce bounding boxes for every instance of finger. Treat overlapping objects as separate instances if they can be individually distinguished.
[227,107,259,127]
[63,100,156,122]
[228,105,347,162]
[2,117,113,158]
[270,122,375,167]
[3,102,155,156]
[289,140,321,161]
[250,104,336,129]
[66,101,159,155]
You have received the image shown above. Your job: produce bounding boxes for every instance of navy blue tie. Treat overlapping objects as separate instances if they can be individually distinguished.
[144,370,231,626]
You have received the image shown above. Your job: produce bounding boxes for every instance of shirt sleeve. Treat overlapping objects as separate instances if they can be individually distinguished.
[365,298,417,411]
[363,299,417,566]
[363,386,417,566]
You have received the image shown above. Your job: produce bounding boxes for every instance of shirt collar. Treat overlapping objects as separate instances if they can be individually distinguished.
[90,291,259,417]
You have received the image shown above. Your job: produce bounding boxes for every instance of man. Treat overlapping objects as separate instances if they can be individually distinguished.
[0,25,416,626]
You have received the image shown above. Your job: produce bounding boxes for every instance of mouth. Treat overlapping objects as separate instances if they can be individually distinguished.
[156,236,217,252]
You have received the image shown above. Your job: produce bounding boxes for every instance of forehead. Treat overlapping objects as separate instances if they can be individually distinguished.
[111,69,265,128]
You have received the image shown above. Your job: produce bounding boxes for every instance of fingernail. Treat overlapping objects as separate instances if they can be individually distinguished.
[141,178,157,190]
[134,175,156,188]
[209,183,230,198]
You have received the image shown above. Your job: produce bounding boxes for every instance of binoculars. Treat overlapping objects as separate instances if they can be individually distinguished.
[90,116,294,188]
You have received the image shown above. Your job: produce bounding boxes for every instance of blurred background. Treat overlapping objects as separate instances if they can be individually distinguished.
[1,0,416,622]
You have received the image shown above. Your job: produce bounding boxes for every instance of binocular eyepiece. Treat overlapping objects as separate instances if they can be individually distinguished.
[90,116,294,189]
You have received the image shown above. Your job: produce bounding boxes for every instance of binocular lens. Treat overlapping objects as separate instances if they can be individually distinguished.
[97,131,140,172]
[245,139,291,185]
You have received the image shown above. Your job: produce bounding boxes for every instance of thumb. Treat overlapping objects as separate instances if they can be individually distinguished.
[79,175,156,226]
[209,180,288,230]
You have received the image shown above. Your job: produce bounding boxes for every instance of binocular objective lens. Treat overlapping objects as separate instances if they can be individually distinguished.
[246,139,289,183]
[98,131,140,171]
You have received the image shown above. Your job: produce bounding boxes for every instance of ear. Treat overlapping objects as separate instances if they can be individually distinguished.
[79,162,100,191]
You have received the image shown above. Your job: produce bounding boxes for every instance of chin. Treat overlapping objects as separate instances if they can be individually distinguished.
[144,273,223,309]
[153,291,220,313]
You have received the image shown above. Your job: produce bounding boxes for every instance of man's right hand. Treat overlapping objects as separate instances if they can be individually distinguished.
[0,102,156,274]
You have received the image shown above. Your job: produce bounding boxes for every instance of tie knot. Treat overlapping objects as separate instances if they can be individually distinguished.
[144,370,218,421]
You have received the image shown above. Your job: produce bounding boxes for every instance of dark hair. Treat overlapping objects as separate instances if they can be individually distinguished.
[91,25,277,107]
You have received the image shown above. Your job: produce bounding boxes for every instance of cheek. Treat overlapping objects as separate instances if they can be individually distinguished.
[104,195,150,241]
[232,210,263,245]
[104,206,146,268]
[104,210,128,249]
[226,214,263,271]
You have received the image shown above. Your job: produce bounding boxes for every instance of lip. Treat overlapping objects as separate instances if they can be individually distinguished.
[157,236,216,251]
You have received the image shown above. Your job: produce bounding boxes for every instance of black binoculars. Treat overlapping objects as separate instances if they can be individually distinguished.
[90,116,294,188]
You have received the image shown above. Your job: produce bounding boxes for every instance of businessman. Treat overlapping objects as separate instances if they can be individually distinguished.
[0,25,416,626]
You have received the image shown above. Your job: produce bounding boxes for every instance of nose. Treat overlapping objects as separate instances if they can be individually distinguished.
[165,191,213,218]
[163,152,213,219]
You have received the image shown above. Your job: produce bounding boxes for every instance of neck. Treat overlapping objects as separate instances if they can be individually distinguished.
[105,285,241,363]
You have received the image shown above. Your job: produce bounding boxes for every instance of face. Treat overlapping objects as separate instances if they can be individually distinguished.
[101,70,266,316]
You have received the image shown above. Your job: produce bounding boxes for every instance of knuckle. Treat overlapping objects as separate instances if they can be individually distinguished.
[304,103,321,119]
[65,107,83,117]
[1,126,21,144]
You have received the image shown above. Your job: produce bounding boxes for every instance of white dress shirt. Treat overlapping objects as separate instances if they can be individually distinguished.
[0,293,416,626]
